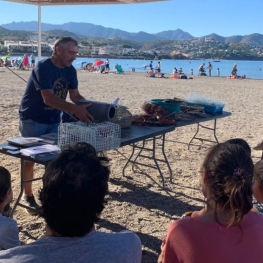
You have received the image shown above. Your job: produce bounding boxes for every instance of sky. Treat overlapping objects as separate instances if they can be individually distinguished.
[0,0,263,37]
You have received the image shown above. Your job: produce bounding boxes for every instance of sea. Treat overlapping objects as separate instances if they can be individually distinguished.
[73,58,263,79]
[11,56,263,79]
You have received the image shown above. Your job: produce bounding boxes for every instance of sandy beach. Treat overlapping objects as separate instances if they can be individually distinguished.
[0,68,263,262]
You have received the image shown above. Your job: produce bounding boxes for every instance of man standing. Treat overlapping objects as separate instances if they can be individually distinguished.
[0,142,142,263]
[19,37,93,213]
[30,54,35,68]
[207,62,213,76]
[105,58,110,73]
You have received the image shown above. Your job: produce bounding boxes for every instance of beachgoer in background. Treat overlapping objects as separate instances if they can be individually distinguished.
[19,37,93,214]
[190,69,193,75]
[231,63,237,77]
[0,143,142,262]
[155,61,161,77]
[198,63,205,75]
[30,54,35,68]
[147,68,155,77]
[149,61,153,70]
[252,160,263,214]
[217,68,220,76]
[171,68,178,78]
[178,68,183,74]
[105,58,110,73]
[0,167,20,250]
[22,54,29,70]
[207,62,213,76]
[158,142,263,263]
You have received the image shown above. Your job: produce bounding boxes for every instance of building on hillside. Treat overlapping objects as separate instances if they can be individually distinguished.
[4,40,52,54]
[122,48,136,55]
[99,46,120,55]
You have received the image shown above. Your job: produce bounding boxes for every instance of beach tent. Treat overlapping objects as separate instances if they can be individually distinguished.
[3,0,165,62]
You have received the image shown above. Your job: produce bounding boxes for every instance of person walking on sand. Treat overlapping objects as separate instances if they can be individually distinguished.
[18,37,94,214]
[30,54,35,68]
[207,62,213,76]
[105,58,110,73]
[22,54,29,70]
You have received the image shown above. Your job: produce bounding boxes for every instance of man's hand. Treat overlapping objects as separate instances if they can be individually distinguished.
[74,103,94,124]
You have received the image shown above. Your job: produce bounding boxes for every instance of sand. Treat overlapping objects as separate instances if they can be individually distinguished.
[0,68,263,262]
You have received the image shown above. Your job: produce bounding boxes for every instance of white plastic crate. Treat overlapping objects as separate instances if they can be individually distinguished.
[58,122,121,152]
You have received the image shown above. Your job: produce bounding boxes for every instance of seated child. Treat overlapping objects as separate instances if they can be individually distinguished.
[0,167,20,250]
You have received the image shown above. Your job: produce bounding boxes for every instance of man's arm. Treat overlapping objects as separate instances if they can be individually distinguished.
[40,89,93,123]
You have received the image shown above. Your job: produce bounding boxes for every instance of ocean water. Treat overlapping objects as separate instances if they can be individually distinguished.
[73,58,263,79]
[11,56,263,79]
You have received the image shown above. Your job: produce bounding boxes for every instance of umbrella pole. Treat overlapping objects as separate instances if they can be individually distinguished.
[38,5,42,62]
[4,66,27,84]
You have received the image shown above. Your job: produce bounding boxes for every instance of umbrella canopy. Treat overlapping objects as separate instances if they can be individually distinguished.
[3,0,165,61]
[93,60,104,67]
[1,55,10,61]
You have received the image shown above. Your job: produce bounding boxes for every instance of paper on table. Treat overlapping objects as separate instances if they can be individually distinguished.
[20,144,60,157]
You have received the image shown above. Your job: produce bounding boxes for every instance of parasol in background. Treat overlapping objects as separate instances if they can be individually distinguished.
[93,60,104,67]
[3,0,166,62]
[1,55,10,61]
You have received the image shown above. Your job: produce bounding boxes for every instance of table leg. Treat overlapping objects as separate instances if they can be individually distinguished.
[10,159,25,218]
[10,160,44,218]
[121,135,172,188]
[122,143,136,177]
[188,119,219,149]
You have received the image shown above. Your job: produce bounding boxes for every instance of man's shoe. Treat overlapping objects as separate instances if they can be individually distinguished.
[22,194,40,215]
[253,142,263,151]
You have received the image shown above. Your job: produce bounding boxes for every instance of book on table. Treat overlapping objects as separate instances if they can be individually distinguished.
[7,137,44,147]
[20,144,61,158]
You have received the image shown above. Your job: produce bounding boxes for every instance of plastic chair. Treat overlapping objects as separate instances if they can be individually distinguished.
[116,65,124,74]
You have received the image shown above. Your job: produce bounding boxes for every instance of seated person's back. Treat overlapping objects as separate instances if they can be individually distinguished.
[0,143,142,263]
[159,142,263,263]
[0,167,20,251]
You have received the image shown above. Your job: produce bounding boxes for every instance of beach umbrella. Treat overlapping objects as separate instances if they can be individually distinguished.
[93,60,104,67]
[3,0,165,62]
[1,55,10,61]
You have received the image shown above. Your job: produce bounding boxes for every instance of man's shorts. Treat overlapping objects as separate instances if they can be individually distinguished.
[19,118,59,137]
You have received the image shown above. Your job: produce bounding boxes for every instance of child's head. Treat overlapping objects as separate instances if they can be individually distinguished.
[253,160,263,204]
[201,143,253,226]
[0,167,12,206]
[225,138,251,156]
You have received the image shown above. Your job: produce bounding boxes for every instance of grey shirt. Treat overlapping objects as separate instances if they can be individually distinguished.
[0,230,141,263]
[0,214,20,250]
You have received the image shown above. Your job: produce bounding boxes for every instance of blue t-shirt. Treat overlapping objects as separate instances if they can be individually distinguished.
[19,58,78,124]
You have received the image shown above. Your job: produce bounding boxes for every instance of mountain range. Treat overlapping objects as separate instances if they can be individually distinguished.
[1,21,263,47]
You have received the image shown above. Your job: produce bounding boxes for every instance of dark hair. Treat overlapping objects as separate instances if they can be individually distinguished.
[202,143,253,226]
[254,160,263,187]
[225,138,251,156]
[39,142,110,237]
[53,36,78,55]
[0,167,11,204]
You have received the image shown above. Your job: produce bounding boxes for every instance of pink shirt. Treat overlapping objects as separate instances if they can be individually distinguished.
[163,211,263,263]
